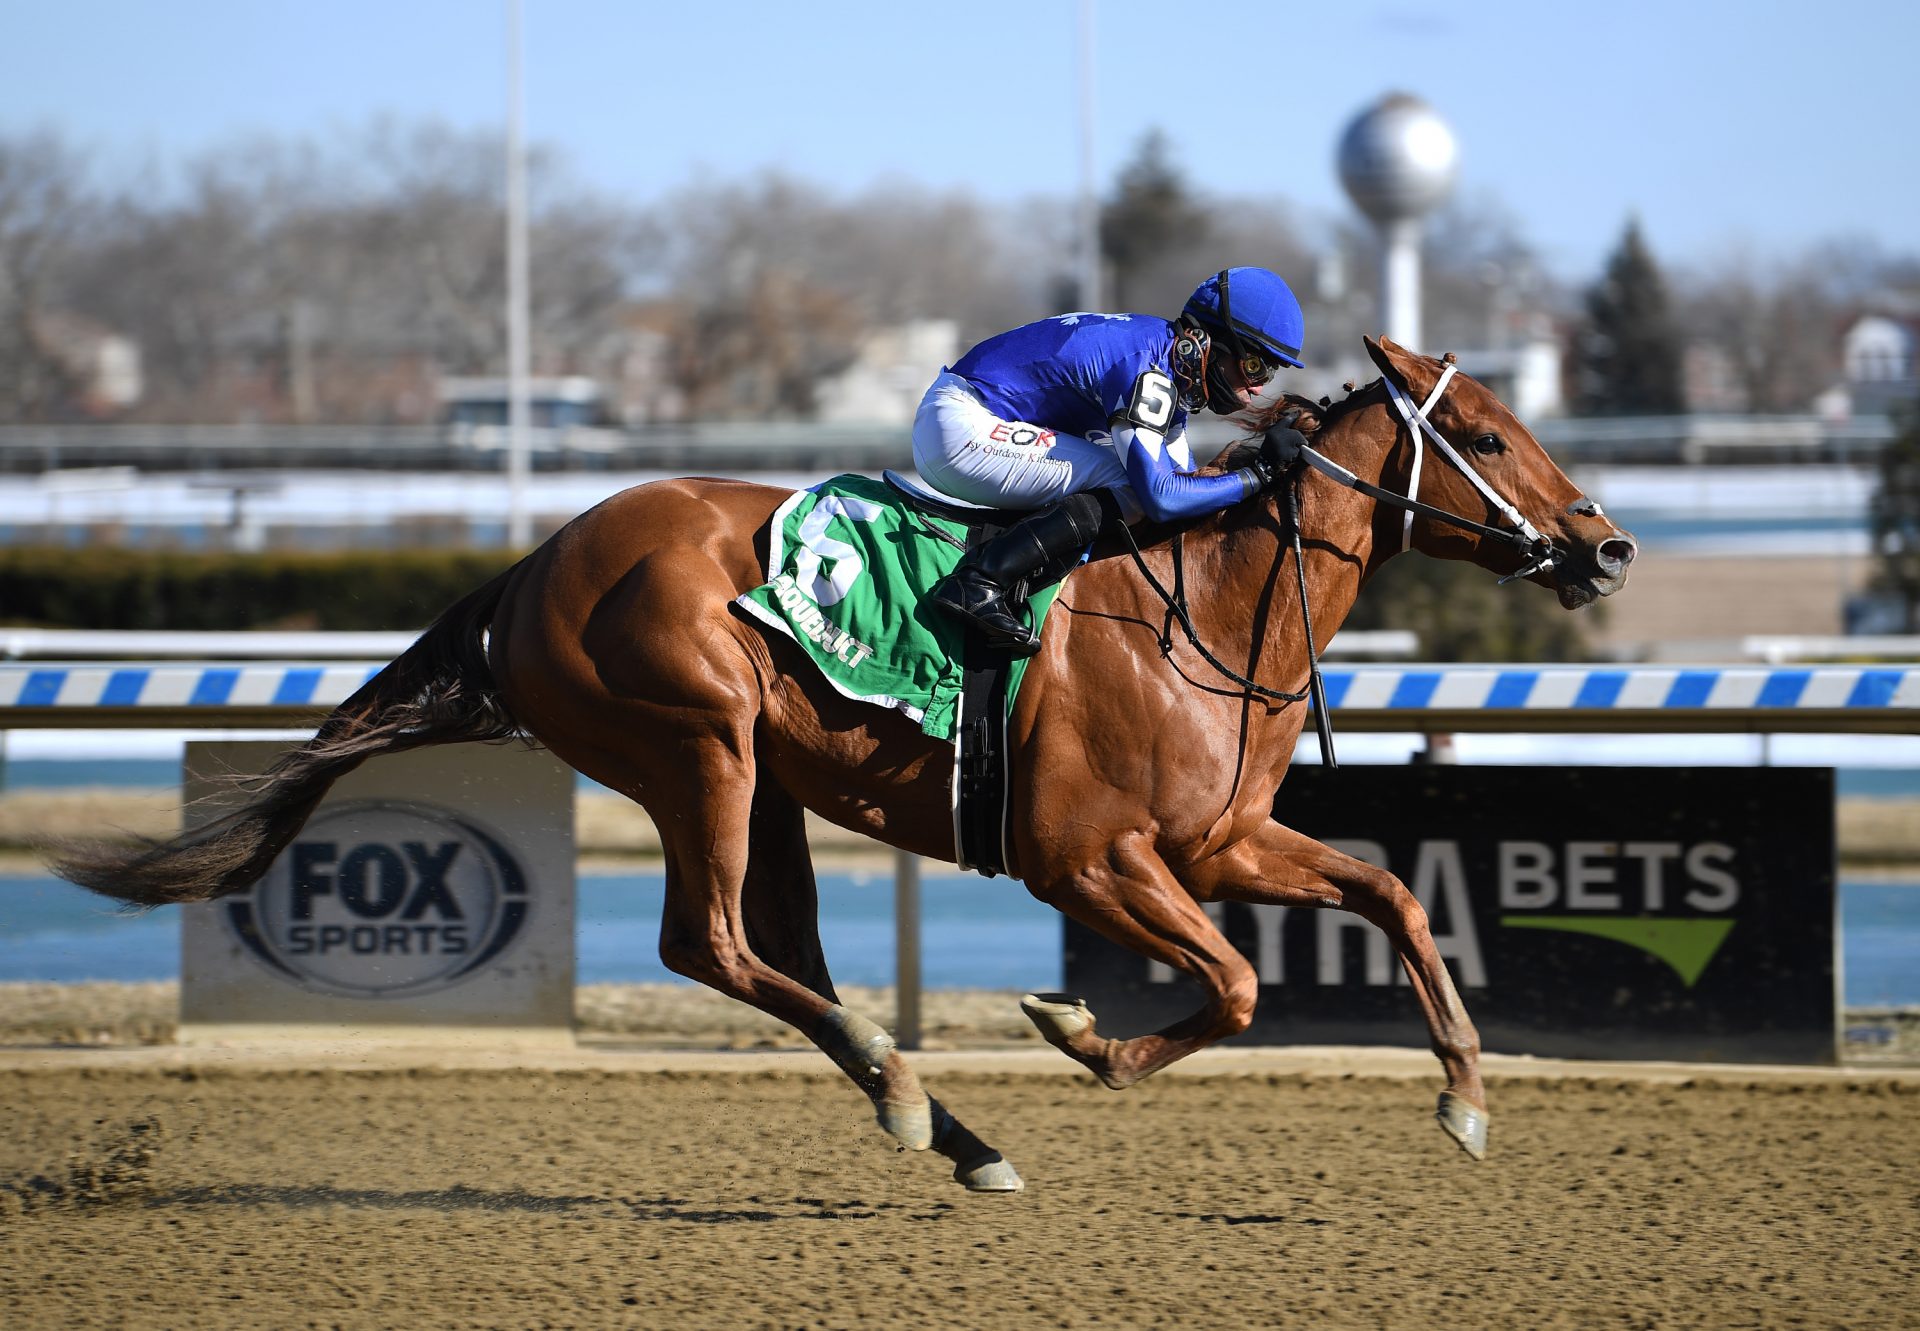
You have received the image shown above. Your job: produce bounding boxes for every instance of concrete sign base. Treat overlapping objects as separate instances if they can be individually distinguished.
[180,740,576,1046]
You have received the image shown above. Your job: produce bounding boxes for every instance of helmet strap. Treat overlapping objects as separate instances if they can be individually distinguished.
[1202,271,1244,414]
[1214,269,1232,355]
[1172,321,1212,412]
[1200,268,1252,414]
[1214,268,1250,361]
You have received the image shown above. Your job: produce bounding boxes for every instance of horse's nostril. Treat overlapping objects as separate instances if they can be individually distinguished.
[1599,537,1637,573]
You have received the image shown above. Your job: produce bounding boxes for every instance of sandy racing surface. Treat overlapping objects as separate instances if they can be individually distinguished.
[3,1041,1918,1331]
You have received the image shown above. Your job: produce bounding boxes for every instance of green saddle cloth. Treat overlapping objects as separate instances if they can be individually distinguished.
[734,474,1063,741]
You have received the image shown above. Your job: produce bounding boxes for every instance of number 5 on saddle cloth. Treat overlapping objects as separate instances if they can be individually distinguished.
[732,472,1087,876]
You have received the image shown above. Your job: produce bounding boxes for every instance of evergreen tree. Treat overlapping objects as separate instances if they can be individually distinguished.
[1100,131,1208,313]
[1574,219,1686,415]
[1870,406,1920,630]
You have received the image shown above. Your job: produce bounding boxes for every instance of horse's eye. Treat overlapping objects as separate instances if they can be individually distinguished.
[1471,434,1504,456]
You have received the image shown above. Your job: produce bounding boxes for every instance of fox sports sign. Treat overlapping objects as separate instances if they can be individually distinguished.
[225,800,530,999]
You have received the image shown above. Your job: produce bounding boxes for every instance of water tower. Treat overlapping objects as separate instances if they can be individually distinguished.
[1337,93,1459,351]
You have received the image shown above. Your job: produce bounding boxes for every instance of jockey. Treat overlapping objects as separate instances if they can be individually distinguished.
[916,266,1307,656]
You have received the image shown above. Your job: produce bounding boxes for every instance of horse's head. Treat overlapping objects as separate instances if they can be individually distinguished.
[1353,336,1637,609]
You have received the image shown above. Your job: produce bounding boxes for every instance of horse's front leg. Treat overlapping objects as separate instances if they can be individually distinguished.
[1185,819,1490,1160]
[1023,834,1258,1089]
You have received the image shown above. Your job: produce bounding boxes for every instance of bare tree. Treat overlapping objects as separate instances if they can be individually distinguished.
[1092,130,1324,327]
[75,115,1919,442]
[74,146,295,419]
[0,131,96,419]
[1677,249,1841,413]
[1420,191,1563,355]
[64,121,654,423]
[643,173,1037,417]
[648,176,864,418]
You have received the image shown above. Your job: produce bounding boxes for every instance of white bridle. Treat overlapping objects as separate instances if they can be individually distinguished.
[1384,365,1551,559]
[1274,361,1559,583]
[1286,365,1562,584]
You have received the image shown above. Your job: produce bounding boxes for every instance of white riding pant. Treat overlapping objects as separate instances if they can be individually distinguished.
[912,371,1132,510]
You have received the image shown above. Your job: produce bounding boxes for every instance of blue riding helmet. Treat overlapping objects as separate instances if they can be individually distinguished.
[1182,267,1307,370]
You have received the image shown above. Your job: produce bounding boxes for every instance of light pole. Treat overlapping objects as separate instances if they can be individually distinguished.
[1076,0,1100,311]
[505,0,532,548]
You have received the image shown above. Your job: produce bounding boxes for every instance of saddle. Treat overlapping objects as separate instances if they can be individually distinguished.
[880,470,1095,591]
[880,469,1015,525]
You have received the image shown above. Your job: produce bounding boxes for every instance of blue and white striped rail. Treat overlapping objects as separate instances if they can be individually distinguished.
[1317,664,1920,733]
[0,661,382,728]
[0,661,1917,733]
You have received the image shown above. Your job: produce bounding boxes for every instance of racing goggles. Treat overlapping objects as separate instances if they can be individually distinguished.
[1234,351,1278,389]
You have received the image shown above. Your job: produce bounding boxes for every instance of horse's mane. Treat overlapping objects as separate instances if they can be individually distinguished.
[1208,380,1383,475]
[1104,374,1397,556]
[1104,380,1389,559]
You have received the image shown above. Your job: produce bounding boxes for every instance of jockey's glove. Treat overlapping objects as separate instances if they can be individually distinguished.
[1247,427,1309,494]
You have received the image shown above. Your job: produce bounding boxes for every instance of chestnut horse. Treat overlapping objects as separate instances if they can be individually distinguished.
[55,337,1636,1193]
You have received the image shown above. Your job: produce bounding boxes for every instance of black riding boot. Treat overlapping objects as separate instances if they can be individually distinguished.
[929,492,1106,657]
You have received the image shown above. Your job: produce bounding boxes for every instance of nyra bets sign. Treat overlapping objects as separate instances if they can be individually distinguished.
[180,740,575,1044]
[1065,766,1837,1065]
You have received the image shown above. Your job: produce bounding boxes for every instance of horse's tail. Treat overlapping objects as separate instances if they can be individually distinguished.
[49,563,525,908]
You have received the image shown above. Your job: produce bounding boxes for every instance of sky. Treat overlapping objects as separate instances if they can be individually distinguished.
[5,0,1918,284]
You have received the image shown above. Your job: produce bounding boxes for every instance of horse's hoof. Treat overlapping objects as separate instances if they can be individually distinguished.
[877,1097,934,1152]
[1436,1091,1489,1161]
[1021,992,1093,1043]
[953,1152,1024,1193]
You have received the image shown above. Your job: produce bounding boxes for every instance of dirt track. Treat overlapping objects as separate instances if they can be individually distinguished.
[3,1050,1917,1330]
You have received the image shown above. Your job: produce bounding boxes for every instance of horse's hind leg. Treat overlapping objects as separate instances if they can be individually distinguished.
[644,739,937,1133]
[1188,820,1489,1160]
[738,780,835,1002]
[738,778,1021,1192]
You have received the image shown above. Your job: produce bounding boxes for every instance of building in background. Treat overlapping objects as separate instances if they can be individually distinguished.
[437,375,621,452]
[28,312,142,418]
[1451,336,1565,422]
[813,319,958,426]
[1819,312,1920,421]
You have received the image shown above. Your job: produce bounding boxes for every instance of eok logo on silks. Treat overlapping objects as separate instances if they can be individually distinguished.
[224,800,530,998]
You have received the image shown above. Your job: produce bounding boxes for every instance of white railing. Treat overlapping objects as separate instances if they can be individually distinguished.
[0,628,1420,665]
[1743,635,1920,664]
[1,629,420,660]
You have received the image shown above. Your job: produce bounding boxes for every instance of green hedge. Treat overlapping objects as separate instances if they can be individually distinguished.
[0,547,518,630]
[0,543,1600,660]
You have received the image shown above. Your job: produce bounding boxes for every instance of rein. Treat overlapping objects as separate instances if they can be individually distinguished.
[1113,467,1338,766]
[1114,517,1311,707]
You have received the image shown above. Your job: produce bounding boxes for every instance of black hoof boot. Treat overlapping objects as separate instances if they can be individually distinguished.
[930,567,1041,657]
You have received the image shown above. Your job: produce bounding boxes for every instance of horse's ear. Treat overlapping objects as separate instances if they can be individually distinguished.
[1364,335,1433,398]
